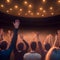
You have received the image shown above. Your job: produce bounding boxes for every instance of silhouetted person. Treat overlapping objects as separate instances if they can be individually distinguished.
[45,43,51,51]
[0,41,8,50]
[36,32,46,60]
[24,41,41,60]
[0,28,4,41]
[45,47,60,60]
[14,34,29,60]
[0,19,20,60]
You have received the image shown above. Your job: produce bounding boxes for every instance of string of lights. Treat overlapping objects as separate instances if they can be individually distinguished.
[0,0,60,17]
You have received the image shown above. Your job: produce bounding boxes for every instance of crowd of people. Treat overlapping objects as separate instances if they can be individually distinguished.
[0,19,60,60]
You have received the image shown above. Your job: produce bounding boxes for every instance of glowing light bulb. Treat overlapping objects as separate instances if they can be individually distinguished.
[9,8,12,11]
[50,7,53,10]
[37,12,39,15]
[24,1,28,5]
[6,0,10,3]
[19,9,22,11]
[39,7,43,11]
[51,12,54,15]
[58,0,60,3]
[6,10,9,13]
[28,4,32,8]
[1,4,4,8]
[43,0,46,3]
[42,14,44,17]
[14,5,18,9]
[43,10,46,13]
[28,10,31,13]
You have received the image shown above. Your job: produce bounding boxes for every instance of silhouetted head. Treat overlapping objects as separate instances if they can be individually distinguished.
[17,43,24,51]
[31,42,36,51]
[0,41,8,50]
[50,48,60,60]
[45,43,51,51]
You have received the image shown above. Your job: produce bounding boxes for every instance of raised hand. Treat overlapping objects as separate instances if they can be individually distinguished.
[13,19,20,29]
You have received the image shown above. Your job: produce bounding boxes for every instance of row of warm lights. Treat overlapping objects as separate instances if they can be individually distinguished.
[0,4,54,11]
[0,4,54,16]
[6,8,54,16]
[6,0,60,3]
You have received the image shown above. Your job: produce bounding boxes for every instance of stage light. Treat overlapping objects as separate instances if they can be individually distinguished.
[14,5,18,9]
[37,12,39,15]
[42,0,46,3]
[6,0,11,3]
[42,14,44,16]
[19,9,23,11]
[28,4,32,8]
[28,10,31,13]
[58,0,60,3]
[51,12,54,15]
[50,6,53,10]
[43,10,46,13]
[0,4,4,8]
[6,10,9,13]
[9,8,12,11]
[39,7,43,11]
[24,1,28,5]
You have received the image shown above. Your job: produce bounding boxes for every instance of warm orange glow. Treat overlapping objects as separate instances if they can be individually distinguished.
[28,4,32,8]
[25,13,27,15]
[42,14,44,17]
[0,4,4,8]
[51,12,54,15]
[50,6,53,10]
[43,10,46,13]
[6,10,9,13]
[58,0,60,3]
[6,0,10,3]
[24,1,28,5]
[39,7,43,11]
[9,8,12,11]
[18,13,21,15]
[14,5,18,9]
[19,9,23,11]
[30,12,33,15]
[37,12,40,15]
[42,0,46,2]
[28,10,31,13]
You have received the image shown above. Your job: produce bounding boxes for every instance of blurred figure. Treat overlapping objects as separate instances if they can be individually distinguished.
[45,47,60,60]
[54,30,60,47]
[14,34,29,60]
[45,43,51,52]
[0,28,4,41]
[36,32,46,60]
[0,19,20,60]
[0,41,8,50]
[45,30,60,60]
[44,34,54,50]
[24,41,41,60]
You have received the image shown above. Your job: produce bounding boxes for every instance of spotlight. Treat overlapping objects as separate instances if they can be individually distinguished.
[14,5,18,9]
[28,4,32,8]
[0,4,4,8]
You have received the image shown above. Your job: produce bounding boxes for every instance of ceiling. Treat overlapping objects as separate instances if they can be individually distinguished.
[0,0,60,18]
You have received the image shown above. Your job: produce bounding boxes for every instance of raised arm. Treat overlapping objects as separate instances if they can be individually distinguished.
[8,19,20,52]
[20,34,29,51]
[36,32,44,52]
